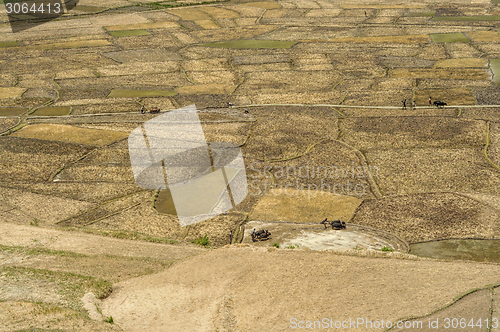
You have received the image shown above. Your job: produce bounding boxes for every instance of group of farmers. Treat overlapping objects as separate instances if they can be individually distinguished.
[401,97,447,109]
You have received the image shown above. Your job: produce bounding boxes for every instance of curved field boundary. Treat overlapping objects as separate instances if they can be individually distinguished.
[249,220,410,252]
[0,117,23,136]
[348,223,410,253]
[333,139,383,198]
[385,284,500,332]
[455,192,500,213]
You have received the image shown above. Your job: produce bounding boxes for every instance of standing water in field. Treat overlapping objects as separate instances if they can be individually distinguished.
[410,239,500,262]
[490,59,500,86]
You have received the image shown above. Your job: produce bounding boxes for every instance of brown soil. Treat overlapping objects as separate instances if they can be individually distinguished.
[102,246,500,332]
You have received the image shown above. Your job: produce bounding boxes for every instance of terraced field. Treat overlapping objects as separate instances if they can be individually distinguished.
[3,0,500,330]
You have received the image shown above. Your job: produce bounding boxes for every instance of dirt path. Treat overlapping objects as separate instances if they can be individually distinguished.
[102,246,500,332]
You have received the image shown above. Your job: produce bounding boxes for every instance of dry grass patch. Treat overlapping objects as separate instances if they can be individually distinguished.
[56,164,134,183]
[232,54,290,65]
[432,15,500,21]
[417,79,492,89]
[365,147,500,196]
[68,101,139,115]
[391,68,489,80]
[109,30,151,37]
[108,89,177,98]
[201,121,252,145]
[59,191,150,227]
[241,2,280,9]
[27,183,143,203]
[405,11,435,17]
[199,6,240,18]
[75,148,130,166]
[0,136,92,164]
[379,56,434,69]
[352,193,500,243]
[0,245,173,284]
[193,25,277,42]
[414,88,477,105]
[87,200,245,246]
[341,107,457,118]
[305,9,342,17]
[0,187,93,224]
[489,122,500,167]
[168,7,212,20]
[434,58,488,68]
[414,43,448,60]
[28,40,112,50]
[113,33,181,49]
[0,163,62,183]
[177,83,233,94]
[446,43,483,58]
[247,91,344,104]
[31,107,71,116]
[11,124,129,146]
[187,70,236,84]
[467,30,500,42]
[195,19,221,29]
[0,118,19,133]
[342,91,411,107]
[328,35,430,44]
[73,5,106,12]
[55,68,96,80]
[0,266,112,309]
[95,61,180,76]
[250,189,362,222]
[241,70,342,94]
[0,87,26,99]
[373,78,415,90]
[340,117,485,151]
[103,49,182,63]
[267,140,376,199]
[341,4,425,9]
[182,58,229,71]
[106,21,180,31]
[200,39,297,49]
[242,107,337,160]
[0,301,116,332]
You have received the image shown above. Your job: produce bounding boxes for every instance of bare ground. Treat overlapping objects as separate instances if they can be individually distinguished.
[102,245,500,332]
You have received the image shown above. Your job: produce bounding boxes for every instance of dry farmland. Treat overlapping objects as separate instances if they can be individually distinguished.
[2,0,500,330]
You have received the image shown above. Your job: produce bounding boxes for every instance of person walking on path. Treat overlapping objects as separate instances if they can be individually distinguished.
[412,100,416,109]
[229,230,233,244]
[429,97,432,106]
[402,99,406,109]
